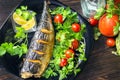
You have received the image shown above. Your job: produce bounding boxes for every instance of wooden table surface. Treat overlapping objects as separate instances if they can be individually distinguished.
[0,0,120,80]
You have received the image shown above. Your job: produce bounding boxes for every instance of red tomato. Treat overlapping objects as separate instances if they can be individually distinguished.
[89,17,98,26]
[106,38,115,47]
[54,14,63,24]
[65,49,75,58]
[71,39,79,50]
[99,14,119,37]
[60,58,67,67]
[71,23,81,32]
[114,0,120,5]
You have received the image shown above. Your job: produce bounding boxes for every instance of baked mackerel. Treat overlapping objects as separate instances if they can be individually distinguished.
[20,1,54,79]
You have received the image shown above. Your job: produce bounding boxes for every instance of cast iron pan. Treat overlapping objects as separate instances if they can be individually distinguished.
[0,0,94,80]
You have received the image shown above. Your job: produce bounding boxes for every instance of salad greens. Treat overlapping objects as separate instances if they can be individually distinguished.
[0,27,28,58]
[42,7,86,80]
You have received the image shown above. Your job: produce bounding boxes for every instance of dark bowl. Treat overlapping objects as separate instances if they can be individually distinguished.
[0,0,94,80]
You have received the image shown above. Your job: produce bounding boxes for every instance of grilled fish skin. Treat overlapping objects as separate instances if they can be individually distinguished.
[20,0,54,79]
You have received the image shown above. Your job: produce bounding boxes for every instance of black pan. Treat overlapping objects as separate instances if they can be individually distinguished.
[0,0,94,80]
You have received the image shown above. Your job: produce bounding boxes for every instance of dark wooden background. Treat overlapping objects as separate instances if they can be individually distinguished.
[0,0,120,80]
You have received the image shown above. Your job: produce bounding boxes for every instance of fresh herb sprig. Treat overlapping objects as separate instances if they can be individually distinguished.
[94,0,120,19]
[15,6,36,21]
[0,27,28,58]
[43,7,86,80]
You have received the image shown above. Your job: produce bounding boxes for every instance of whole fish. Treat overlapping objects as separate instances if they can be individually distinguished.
[20,0,54,79]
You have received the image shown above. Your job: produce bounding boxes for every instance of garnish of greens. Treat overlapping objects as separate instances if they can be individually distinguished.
[42,7,86,80]
[13,5,37,31]
[15,6,36,21]
[0,27,28,58]
[0,6,35,58]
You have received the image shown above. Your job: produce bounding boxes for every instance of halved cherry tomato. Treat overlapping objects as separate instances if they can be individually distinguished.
[71,23,81,32]
[106,38,115,47]
[60,58,67,67]
[71,39,79,50]
[99,14,119,37]
[65,49,75,58]
[89,17,98,26]
[54,14,63,24]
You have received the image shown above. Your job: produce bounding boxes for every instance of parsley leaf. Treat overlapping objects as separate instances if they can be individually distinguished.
[15,27,26,39]
[0,27,28,57]
[0,47,6,56]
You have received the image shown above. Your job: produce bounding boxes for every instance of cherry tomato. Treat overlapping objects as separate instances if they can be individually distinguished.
[54,14,63,24]
[99,14,119,37]
[65,49,75,58]
[114,0,120,5]
[89,17,98,26]
[71,39,79,50]
[71,23,81,32]
[106,38,115,47]
[60,58,67,67]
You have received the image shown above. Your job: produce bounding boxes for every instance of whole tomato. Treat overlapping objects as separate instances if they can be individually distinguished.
[60,58,67,67]
[54,14,63,24]
[71,39,79,50]
[65,49,75,59]
[106,38,115,47]
[71,23,81,32]
[89,17,98,26]
[98,14,119,37]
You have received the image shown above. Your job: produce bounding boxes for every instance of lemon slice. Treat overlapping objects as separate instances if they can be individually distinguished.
[13,12,27,25]
[21,17,36,30]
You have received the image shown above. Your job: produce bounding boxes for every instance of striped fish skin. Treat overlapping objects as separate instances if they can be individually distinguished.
[20,1,54,79]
